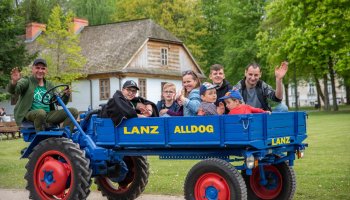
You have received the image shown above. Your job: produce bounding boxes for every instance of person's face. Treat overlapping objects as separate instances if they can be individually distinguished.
[32,64,47,80]
[201,89,217,103]
[162,87,176,101]
[245,66,262,87]
[122,87,138,100]
[183,74,198,92]
[224,98,240,110]
[209,69,225,85]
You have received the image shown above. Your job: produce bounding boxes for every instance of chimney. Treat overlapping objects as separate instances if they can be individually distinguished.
[25,22,46,42]
[73,18,88,34]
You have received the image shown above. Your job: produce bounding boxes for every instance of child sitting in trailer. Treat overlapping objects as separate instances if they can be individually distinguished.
[197,82,225,116]
[219,89,270,114]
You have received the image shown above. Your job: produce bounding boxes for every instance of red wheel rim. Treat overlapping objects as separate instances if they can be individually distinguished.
[100,157,136,194]
[250,165,282,199]
[33,150,73,199]
[194,173,230,200]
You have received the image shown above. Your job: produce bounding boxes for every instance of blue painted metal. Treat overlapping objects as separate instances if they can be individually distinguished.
[21,94,308,181]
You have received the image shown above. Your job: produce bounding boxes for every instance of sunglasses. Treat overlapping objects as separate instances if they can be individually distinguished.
[182,70,198,78]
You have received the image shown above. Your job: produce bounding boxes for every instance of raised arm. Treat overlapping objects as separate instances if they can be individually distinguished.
[275,61,288,100]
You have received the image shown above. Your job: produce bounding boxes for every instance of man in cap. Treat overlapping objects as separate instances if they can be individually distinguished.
[7,58,78,132]
[100,80,158,126]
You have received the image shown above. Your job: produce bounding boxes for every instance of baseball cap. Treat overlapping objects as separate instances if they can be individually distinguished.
[200,82,216,95]
[33,58,47,67]
[219,89,243,101]
[123,80,139,90]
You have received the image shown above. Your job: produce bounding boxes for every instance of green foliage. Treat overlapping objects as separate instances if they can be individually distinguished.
[0,0,34,101]
[221,0,266,84]
[112,0,208,68]
[68,0,117,25]
[20,0,69,24]
[37,5,87,85]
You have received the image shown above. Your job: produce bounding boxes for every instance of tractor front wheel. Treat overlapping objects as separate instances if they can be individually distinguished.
[25,138,92,200]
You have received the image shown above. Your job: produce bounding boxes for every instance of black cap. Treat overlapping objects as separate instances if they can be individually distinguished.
[123,80,139,90]
[33,58,47,67]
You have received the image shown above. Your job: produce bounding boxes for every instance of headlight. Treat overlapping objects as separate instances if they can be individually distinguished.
[297,150,304,158]
[246,155,255,169]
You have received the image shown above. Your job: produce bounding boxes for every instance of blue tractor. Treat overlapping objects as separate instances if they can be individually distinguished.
[20,85,307,200]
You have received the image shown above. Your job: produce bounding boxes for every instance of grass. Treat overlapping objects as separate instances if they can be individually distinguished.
[0,107,349,199]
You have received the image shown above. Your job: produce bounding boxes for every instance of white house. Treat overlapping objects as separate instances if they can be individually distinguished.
[2,18,205,113]
[287,78,346,107]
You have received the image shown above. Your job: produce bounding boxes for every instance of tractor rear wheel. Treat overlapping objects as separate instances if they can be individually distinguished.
[184,158,247,200]
[242,162,296,200]
[95,156,149,200]
[25,137,92,200]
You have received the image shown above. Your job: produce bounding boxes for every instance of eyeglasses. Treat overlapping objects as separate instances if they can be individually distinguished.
[125,88,137,94]
[163,90,174,94]
[182,70,198,78]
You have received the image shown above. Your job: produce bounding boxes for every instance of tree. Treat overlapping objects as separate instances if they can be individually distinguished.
[257,0,350,111]
[38,5,86,85]
[0,0,34,101]
[69,0,117,25]
[221,0,266,84]
[112,0,208,68]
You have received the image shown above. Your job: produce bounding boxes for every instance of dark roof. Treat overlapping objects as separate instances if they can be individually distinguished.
[80,19,183,74]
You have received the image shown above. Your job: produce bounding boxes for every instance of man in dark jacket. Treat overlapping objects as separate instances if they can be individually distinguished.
[209,64,232,113]
[233,62,289,112]
[100,80,158,126]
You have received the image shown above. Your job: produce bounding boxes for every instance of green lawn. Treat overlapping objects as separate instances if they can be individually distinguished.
[0,109,349,199]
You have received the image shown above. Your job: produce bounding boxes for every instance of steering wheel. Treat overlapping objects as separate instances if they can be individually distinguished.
[41,84,70,105]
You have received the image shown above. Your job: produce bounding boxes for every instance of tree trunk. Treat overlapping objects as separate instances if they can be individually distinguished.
[314,74,324,107]
[284,83,289,108]
[293,64,298,110]
[344,75,350,105]
[323,74,330,111]
[328,56,338,111]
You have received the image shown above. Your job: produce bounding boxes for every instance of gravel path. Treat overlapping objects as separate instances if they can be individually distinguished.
[0,189,184,200]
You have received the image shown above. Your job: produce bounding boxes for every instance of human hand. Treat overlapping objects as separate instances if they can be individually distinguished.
[138,104,153,117]
[275,61,288,80]
[217,102,225,115]
[197,107,205,116]
[159,108,169,116]
[265,111,271,115]
[10,67,21,84]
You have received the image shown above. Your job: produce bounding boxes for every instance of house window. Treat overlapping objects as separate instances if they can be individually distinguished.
[139,79,147,98]
[99,79,110,100]
[161,48,168,66]
[308,83,315,95]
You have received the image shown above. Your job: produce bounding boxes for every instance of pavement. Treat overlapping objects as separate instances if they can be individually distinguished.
[0,189,184,200]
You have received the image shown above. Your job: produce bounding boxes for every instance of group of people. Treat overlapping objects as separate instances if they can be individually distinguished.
[7,58,288,131]
[154,61,288,118]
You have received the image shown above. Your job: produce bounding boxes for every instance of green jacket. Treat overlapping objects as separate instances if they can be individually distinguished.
[6,76,69,125]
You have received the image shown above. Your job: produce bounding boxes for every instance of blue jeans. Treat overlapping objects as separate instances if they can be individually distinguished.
[272,103,289,112]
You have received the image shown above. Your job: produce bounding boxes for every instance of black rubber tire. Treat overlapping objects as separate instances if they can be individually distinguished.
[25,137,92,200]
[184,158,247,200]
[95,156,149,200]
[242,162,296,200]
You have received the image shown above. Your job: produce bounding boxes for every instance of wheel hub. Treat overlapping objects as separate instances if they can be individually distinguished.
[38,157,70,195]
[195,173,230,200]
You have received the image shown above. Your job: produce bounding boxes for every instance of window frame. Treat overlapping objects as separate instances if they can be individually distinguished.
[161,48,168,66]
[99,78,110,100]
[138,79,147,98]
